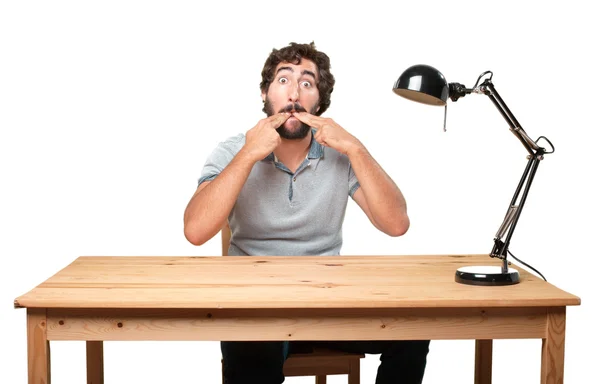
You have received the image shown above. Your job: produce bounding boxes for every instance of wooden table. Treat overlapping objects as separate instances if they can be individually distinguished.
[14,254,580,384]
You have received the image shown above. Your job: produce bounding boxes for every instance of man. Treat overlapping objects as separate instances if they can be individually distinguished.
[184,42,429,384]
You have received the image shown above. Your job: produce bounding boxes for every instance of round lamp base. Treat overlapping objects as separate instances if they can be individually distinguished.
[455,266,520,286]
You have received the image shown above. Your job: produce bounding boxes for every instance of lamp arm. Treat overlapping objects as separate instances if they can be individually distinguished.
[490,153,543,272]
[478,79,542,155]
[447,74,555,273]
[475,79,553,272]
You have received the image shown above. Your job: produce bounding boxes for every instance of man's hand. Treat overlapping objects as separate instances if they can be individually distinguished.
[293,112,363,156]
[242,112,290,162]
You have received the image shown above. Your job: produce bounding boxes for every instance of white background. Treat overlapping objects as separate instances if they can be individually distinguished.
[1,1,597,383]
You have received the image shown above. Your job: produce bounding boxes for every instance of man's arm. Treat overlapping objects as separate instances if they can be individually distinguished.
[184,149,257,246]
[183,112,290,245]
[347,147,409,236]
[293,112,409,237]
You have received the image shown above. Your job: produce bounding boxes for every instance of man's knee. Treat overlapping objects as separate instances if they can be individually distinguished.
[221,341,286,384]
[382,340,430,359]
[222,341,284,358]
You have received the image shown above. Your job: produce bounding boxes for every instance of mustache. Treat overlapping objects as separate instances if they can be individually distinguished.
[279,103,307,114]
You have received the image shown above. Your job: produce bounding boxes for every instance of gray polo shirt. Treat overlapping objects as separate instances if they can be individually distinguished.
[198,130,360,256]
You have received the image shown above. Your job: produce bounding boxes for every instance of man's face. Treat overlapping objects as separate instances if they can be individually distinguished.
[263,58,320,140]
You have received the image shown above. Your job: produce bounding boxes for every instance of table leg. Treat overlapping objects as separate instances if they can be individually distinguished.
[541,307,565,384]
[474,339,492,384]
[86,341,104,384]
[27,308,50,384]
[348,358,360,384]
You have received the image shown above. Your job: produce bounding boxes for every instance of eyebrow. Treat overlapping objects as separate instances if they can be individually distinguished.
[275,66,318,82]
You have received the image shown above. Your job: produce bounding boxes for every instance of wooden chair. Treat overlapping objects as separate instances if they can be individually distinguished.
[221,223,364,384]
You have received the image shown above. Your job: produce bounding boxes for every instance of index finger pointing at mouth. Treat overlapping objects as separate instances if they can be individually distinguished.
[293,112,317,125]
[269,112,290,126]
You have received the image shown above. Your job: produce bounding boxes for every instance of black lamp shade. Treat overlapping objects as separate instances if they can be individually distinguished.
[393,64,449,106]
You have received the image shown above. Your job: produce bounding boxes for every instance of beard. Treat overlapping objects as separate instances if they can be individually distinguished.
[264,99,318,140]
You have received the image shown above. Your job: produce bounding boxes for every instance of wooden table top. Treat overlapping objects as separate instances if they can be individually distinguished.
[14,255,581,310]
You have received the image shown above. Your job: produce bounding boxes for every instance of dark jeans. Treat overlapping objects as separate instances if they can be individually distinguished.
[221,340,430,384]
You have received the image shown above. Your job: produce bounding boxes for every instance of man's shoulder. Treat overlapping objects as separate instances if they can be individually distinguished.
[214,133,246,156]
[219,133,246,149]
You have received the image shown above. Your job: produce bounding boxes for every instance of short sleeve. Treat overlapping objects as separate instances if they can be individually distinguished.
[197,134,245,187]
[348,164,360,197]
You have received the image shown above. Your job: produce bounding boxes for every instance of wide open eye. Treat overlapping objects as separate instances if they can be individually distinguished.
[278,77,288,84]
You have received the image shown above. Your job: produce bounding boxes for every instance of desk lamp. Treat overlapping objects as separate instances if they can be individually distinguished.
[393,65,554,286]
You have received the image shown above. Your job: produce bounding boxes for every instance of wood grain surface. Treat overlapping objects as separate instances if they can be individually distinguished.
[15,255,581,309]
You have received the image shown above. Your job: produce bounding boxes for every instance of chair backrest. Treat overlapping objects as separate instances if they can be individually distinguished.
[221,222,231,256]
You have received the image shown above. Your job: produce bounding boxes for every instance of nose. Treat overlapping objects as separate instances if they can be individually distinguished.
[287,82,299,103]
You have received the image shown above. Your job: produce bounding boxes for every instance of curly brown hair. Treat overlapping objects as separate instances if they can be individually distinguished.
[260,42,335,116]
